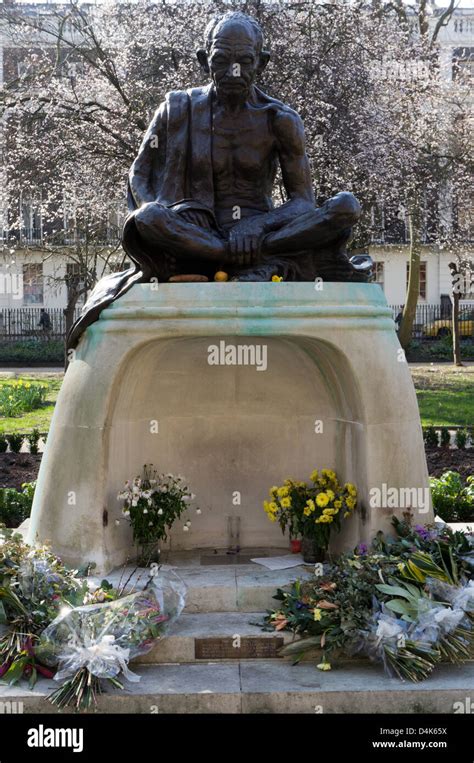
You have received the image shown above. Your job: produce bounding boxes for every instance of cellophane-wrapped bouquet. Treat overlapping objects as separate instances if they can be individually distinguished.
[36,570,186,710]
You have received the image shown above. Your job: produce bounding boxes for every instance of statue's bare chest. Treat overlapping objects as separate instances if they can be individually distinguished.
[211,108,276,178]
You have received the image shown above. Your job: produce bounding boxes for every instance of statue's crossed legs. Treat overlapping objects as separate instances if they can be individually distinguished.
[134,191,364,281]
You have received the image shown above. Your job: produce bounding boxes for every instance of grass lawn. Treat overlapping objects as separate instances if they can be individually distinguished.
[0,366,472,433]
[410,365,474,427]
[0,373,63,434]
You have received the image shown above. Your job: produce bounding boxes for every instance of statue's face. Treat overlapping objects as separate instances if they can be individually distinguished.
[208,21,261,99]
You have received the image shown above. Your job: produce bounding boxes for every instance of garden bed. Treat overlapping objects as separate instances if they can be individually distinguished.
[426,447,474,480]
[0,452,42,490]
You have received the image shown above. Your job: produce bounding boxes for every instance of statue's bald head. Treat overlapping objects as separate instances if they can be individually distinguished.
[197,11,270,100]
[204,12,264,54]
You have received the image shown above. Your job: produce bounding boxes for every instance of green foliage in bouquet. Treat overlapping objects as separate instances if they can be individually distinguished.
[0,527,186,709]
[263,513,474,682]
[0,527,89,686]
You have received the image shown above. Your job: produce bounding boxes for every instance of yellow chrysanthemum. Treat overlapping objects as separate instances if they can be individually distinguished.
[345,483,357,497]
[334,500,342,509]
[310,469,319,482]
[269,486,279,498]
[326,489,335,501]
[313,608,322,621]
[316,492,329,508]
[280,497,291,509]
[323,508,336,516]
[344,511,350,518]
[277,486,289,498]
[322,469,336,481]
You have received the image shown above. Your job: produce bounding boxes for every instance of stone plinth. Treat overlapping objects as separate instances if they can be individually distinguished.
[28,282,431,573]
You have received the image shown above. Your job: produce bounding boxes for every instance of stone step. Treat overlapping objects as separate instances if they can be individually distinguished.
[94,559,314,613]
[2,660,473,714]
[134,611,292,664]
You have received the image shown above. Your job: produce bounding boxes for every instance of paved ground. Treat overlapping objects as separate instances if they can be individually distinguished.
[0,367,64,375]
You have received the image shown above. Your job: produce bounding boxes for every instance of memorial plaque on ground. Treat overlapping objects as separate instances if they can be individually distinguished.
[195,636,285,659]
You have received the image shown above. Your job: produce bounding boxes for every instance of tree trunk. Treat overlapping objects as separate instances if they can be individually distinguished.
[452,283,462,367]
[398,207,422,349]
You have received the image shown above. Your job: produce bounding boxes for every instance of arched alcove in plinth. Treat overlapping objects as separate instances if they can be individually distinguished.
[102,335,366,560]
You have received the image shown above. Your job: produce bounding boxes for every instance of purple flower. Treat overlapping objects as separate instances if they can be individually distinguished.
[414,525,430,541]
[357,543,368,555]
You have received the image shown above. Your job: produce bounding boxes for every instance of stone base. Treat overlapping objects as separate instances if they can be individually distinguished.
[1,558,469,715]
[28,283,431,573]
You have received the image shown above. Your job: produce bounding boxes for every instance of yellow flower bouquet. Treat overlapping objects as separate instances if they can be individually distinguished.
[263,468,357,562]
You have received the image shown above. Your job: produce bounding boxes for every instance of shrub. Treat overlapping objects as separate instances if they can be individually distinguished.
[0,436,8,453]
[0,339,64,364]
[7,433,24,453]
[439,428,451,447]
[430,471,474,522]
[0,481,36,527]
[455,428,468,449]
[27,428,41,454]
[424,426,439,448]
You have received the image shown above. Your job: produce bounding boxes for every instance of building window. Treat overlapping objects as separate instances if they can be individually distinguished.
[23,263,43,305]
[406,261,427,300]
[373,262,385,291]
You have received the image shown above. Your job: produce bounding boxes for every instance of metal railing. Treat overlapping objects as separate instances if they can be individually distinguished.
[0,304,473,342]
[390,303,474,339]
[0,307,81,341]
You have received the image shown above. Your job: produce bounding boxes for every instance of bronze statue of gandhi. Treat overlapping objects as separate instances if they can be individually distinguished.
[124,11,368,283]
[67,11,370,348]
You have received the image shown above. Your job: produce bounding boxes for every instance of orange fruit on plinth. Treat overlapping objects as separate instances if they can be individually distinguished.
[214,271,229,282]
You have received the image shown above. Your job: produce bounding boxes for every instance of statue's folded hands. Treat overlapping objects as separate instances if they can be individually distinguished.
[227,215,268,265]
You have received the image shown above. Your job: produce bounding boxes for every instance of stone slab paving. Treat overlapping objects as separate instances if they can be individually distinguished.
[1,660,473,714]
[90,558,314,613]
